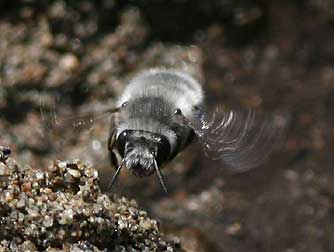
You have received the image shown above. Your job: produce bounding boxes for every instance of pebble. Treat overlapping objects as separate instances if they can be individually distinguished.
[43,215,54,227]
[0,162,9,176]
[59,54,80,72]
[16,198,26,208]
[5,157,19,171]
[35,170,45,180]
[67,168,81,178]
[21,182,32,192]
[118,219,128,230]
[57,161,67,171]
[48,192,57,202]
[140,219,154,230]
[84,167,98,178]
[19,240,37,252]
[4,191,14,202]
[225,222,242,236]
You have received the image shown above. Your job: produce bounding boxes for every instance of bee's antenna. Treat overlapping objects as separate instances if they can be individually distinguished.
[153,158,168,193]
[107,160,124,191]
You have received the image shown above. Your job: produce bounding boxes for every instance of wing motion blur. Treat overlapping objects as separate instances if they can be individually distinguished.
[40,95,119,135]
[189,108,288,172]
[39,93,120,157]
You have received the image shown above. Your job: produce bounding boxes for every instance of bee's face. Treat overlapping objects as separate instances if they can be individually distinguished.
[124,148,156,177]
[116,130,171,177]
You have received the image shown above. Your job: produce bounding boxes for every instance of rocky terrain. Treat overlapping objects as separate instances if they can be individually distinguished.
[0,1,333,251]
[0,152,182,252]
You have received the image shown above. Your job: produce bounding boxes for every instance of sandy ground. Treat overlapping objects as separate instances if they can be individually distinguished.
[0,1,333,251]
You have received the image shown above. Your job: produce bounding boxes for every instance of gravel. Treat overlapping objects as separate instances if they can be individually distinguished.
[0,151,182,252]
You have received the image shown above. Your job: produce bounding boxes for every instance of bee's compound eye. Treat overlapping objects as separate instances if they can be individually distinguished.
[174,108,182,115]
[121,102,128,107]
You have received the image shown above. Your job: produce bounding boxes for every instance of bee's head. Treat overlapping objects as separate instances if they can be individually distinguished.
[117,130,170,177]
[124,146,155,177]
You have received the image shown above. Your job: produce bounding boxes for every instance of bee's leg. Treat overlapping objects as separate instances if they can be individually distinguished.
[108,128,116,152]
[107,130,124,190]
[108,129,119,168]
[109,150,118,167]
[107,150,124,190]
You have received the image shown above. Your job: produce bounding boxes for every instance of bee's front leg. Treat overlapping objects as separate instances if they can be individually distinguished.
[108,129,119,169]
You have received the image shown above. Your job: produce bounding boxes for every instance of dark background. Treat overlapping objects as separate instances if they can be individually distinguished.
[0,1,333,251]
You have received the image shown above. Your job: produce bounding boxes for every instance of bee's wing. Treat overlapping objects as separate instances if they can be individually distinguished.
[40,104,117,134]
[39,95,119,135]
[189,108,288,172]
[39,94,119,155]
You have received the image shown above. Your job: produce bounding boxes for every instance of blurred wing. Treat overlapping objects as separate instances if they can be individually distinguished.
[38,91,119,166]
[40,95,118,135]
[190,108,288,172]
[39,94,119,159]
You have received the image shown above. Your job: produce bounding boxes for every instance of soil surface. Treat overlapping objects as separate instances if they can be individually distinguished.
[0,1,333,252]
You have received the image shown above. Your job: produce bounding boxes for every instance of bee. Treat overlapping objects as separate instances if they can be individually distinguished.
[41,68,286,192]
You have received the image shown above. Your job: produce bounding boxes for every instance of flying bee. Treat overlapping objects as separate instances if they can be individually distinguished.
[40,68,287,192]
[107,69,204,192]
